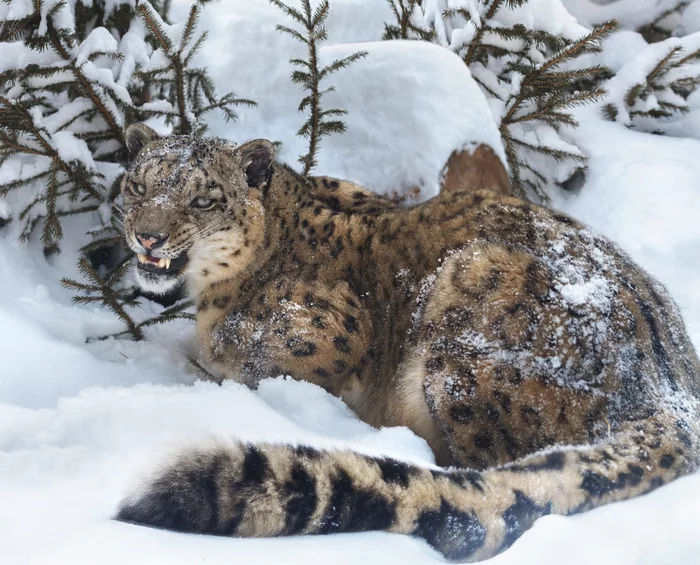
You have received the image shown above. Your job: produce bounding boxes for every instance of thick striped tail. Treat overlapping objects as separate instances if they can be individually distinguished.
[116,416,699,561]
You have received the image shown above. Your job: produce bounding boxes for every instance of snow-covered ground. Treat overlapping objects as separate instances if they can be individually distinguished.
[2,0,700,564]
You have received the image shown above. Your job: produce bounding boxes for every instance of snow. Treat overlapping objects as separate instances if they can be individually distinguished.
[0,0,33,21]
[598,31,700,132]
[2,0,700,564]
[561,0,699,36]
[194,0,504,197]
[551,106,700,347]
[0,41,61,74]
[75,27,119,67]
[50,131,97,169]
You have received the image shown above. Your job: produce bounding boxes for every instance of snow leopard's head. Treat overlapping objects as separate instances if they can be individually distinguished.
[122,124,274,295]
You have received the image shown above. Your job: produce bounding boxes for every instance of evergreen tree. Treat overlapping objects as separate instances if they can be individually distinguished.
[135,1,256,135]
[637,1,690,43]
[383,0,435,41]
[604,40,700,133]
[497,23,615,198]
[61,257,194,341]
[421,0,615,200]
[1,0,252,340]
[270,0,367,176]
[0,0,134,254]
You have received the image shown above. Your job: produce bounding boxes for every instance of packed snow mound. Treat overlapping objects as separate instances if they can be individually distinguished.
[187,0,504,198]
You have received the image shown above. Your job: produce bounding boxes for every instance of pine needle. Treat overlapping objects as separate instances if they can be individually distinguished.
[271,0,366,176]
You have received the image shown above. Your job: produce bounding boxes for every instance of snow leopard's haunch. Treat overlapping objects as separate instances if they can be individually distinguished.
[117,125,700,560]
[117,416,698,561]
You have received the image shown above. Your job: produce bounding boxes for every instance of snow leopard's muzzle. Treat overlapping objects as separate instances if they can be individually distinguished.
[131,232,190,295]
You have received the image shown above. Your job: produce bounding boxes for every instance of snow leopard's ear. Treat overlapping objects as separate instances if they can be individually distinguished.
[125,124,160,160]
[238,139,274,189]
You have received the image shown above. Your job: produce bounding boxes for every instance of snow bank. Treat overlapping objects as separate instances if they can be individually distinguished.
[185,0,504,198]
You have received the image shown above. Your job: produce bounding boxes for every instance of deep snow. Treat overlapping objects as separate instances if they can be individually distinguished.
[2,0,700,564]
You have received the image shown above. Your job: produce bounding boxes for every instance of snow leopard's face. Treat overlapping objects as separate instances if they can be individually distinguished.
[121,125,274,295]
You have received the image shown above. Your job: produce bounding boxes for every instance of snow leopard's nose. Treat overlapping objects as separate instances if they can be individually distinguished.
[136,233,169,251]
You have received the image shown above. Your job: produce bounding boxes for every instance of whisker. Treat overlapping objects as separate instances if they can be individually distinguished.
[194,213,229,239]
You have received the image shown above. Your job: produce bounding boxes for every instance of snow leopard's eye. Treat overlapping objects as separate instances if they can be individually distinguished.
[129,182,146,197]
[191,196,216,210]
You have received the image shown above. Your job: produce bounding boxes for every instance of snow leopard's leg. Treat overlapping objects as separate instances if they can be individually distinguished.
[116,415,699,561]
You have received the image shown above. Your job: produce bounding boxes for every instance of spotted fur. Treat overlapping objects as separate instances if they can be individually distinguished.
[118,125,700,561]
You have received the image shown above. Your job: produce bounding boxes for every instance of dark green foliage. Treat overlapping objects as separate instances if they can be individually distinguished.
[445,0,568,70]
[0,96,104,255]
[135,1,256,135]
[635,1,689,43]
[270,0,367,175]
[383,0,435,41]
[1,0,249,341]
[0,2,129,147]
[426,1,617,200]
[61,257,194,341]
[0,0,132,254]
[62,256,145,340]
[603,44,700,131]
[498,22,617,198]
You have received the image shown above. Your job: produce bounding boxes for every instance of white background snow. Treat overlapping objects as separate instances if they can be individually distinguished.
[2,0,700,564]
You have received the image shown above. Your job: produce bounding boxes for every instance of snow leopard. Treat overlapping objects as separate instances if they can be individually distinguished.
[116,124,700,561]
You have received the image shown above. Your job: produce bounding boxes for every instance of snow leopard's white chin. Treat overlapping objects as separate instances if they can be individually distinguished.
[134,263,185,295]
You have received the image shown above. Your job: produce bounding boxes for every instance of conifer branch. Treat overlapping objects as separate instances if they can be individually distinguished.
[188,356,219,382]
[0,96,106,252]
[0,98,101,200]
[637,1,689,43]
[496,21,616,198]
[420,4,614,200]
[271,0,367,175]
[1,0,215,337]
[458,0,508,66]
[604,42,700,131]
[64,255,194,343]
[62,257,144,340]
[136,1,255,135]
[9,1,128,145]
[0,0,136,252]
[383,0,435,41]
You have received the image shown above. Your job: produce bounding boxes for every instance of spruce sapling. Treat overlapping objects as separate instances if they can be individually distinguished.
[383,0,436,41]
[270,0,367,176]
[135,1,256,135]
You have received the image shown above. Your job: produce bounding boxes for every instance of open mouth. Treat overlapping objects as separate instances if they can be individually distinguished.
[136,252,189,276]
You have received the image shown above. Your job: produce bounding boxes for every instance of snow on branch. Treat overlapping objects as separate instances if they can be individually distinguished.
[563,0,692,44]
[383,0,435,41]
[421,0,616,200]
[135,1,256,135]
[1,0,245,338]
[0,0,134,254]
[0,95,104,255]
[603,35,700,133]
[499,22,616,198]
